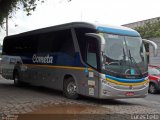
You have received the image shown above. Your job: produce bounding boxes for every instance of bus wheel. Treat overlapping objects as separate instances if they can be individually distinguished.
[13,71,23,87]
[63,77,78,99]
[149,83,157,94]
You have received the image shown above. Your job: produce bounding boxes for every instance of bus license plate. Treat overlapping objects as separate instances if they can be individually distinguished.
[125,92,134,96]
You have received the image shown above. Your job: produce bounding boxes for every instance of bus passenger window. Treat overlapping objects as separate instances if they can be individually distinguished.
[86,39,98,69]
[52,29,75,56]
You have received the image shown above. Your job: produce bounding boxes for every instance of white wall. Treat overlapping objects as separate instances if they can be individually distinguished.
[149,38,160,65]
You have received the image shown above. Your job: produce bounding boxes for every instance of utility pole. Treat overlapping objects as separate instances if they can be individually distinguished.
[6,16,8,36]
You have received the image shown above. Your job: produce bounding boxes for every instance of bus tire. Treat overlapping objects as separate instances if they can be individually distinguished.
[13,70,23,87]
[149,83,157,94]
[63,77,78,99]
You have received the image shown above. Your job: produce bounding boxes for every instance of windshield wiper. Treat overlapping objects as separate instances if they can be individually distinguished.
[128,49,142,75]
[120,48,127,72]
[122,48,126,63]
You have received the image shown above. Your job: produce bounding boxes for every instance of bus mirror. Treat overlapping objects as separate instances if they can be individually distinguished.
[142,39,158,57]
[85,33,106,52]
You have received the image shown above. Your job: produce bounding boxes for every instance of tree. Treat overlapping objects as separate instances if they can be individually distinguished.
[0,0,71,28]
[134,20,160,39]
[0,0,44,27]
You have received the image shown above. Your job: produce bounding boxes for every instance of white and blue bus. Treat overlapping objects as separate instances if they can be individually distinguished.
[1,22,157,99]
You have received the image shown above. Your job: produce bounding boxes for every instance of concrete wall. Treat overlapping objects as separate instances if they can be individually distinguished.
[123,17,160,29]
[149,38,160,66]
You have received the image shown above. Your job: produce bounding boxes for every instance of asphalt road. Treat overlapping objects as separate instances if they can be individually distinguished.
[116,93,160,113]
[145,93,160,103]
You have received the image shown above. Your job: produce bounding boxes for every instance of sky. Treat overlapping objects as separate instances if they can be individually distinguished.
[0,0,160,44]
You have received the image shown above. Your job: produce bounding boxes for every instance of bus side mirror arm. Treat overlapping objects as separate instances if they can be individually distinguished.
[142,39,158,57]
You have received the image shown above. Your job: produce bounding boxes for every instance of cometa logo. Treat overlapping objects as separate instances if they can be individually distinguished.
[32,54,53,64]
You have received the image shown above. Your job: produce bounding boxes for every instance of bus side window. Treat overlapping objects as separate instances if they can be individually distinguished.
[86,38,98,69]
[38,34,53,53]
[52,29,75,56]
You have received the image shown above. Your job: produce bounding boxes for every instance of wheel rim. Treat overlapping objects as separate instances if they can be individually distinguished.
[67,82,77,95]
[150,84,156,93]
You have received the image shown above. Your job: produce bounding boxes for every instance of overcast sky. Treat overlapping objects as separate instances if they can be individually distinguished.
[0,0,160,44]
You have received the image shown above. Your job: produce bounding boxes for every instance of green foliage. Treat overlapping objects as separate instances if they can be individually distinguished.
[0,0,45,28]
[0,0,72,28]
[0,0,18,27]
[135,20,160,39]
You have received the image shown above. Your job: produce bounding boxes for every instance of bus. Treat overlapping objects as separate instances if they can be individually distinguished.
[1,22,157,99]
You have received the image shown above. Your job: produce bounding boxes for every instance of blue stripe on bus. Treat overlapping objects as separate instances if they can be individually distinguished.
[97,26,140,37]
[106,75,145,83]
[20,52,85,67]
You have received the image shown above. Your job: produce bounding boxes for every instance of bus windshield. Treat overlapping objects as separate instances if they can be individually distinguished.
[102,33,147,76]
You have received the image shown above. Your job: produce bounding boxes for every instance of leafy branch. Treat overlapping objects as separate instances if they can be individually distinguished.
[0,0,46,27]
[134,19,160,39]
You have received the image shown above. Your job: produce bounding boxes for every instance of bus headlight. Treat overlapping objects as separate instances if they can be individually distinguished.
[144,82,148,87]
[145,77,149,81]
[102,79,107,84]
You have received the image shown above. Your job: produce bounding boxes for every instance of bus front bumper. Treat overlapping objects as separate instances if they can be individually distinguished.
[99,83,149,99]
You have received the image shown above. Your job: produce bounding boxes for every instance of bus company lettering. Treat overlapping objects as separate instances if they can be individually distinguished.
[32,54,53,64]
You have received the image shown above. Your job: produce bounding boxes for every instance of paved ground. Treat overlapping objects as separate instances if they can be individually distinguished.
[0,76,160,120]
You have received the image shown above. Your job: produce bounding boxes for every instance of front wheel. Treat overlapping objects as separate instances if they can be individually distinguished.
[63,77,78,99]
[149,83,157,94]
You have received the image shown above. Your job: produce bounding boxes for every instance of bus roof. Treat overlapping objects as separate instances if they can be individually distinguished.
[6,22,140,39]
[96,24,140,37]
